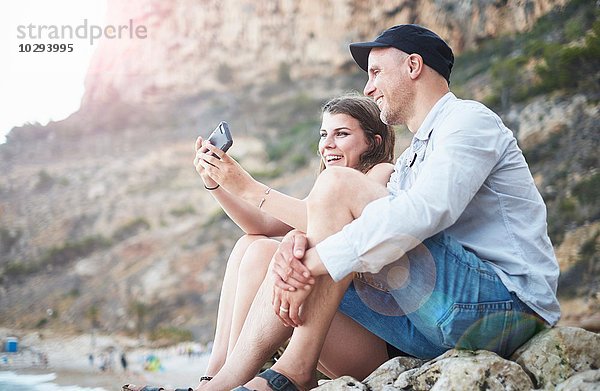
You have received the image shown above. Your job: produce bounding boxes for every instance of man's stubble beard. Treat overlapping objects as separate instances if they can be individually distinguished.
[380,80,415,127]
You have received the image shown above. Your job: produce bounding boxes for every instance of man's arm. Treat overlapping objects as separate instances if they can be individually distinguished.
[271,164,394,289]
[317,110,508,281]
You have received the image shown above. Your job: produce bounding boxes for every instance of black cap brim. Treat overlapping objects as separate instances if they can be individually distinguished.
[349,42,390,72]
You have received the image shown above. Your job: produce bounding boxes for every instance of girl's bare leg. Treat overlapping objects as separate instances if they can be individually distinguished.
[201,234,267,380]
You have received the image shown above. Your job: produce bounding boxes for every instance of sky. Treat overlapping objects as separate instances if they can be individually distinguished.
[0,0,107,144]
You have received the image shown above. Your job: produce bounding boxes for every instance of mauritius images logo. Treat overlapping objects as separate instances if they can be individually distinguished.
[16,18,148,46]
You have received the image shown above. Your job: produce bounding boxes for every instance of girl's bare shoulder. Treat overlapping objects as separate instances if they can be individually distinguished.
[366,163,395,184]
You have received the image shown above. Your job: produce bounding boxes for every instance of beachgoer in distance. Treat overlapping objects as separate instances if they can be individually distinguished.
[121,352,128,373]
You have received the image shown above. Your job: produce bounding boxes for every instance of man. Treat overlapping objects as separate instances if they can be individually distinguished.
[203,24,560,391]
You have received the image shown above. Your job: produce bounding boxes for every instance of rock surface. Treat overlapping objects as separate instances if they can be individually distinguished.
[555,370,600,391]
[511,327,600,390]
[313,327,600,390]
[317,376,367,391]
[394,350,533,391]
[363,357,424,390]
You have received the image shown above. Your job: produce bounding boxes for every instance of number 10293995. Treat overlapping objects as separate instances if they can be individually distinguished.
[18,43,74,53]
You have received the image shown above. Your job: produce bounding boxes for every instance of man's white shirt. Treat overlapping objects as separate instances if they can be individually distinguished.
[316,92,560,325]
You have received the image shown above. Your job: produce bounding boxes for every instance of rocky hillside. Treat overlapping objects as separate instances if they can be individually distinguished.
[0,0,598,343]
[81,0,569,105]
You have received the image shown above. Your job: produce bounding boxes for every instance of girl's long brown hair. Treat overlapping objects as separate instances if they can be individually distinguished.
[319,93,395,174]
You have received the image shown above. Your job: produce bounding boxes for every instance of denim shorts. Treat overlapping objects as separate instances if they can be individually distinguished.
[339,232,545,359]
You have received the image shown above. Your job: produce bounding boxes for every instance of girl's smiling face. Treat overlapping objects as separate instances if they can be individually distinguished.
[319,112,370,169]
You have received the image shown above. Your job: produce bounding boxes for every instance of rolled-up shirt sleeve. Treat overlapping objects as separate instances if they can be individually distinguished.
[316,107,507,281]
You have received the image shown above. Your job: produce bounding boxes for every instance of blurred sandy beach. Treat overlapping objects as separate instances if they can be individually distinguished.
[0,328,209,390]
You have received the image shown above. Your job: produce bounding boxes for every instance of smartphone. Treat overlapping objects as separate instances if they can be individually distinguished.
[207,121,233,156]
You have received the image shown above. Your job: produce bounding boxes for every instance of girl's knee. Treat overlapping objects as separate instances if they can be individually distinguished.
[314,167,355,191]
[309,167,356,205]
[227,235,269,271]
[239,238,279,274]
[233,234,268,252]
[309,167,376,215]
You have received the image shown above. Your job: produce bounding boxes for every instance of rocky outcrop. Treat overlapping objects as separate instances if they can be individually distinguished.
[363,357,424,389]
[82,0,568,106]
[512,94,599,150]
[511,326,600,390]
[556,370,600,391]
[314,327,600,390]
[316,376,368,391]
[394,350,533,390]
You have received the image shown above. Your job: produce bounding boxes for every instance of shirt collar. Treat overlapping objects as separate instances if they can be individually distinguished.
[414,92,455,141]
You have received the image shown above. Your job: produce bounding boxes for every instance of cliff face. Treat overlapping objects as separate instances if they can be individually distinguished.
[82,0,567,105]
[1,1,596,342]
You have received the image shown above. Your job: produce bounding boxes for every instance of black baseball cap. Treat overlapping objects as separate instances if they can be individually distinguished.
[349,24,454,84]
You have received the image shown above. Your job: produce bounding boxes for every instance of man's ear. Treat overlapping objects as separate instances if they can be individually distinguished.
[407,54,424,80]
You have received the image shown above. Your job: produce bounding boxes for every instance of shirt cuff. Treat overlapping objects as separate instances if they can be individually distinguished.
[315,230,360,282]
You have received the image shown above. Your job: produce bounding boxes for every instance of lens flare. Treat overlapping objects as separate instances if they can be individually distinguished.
[354,240,437,317]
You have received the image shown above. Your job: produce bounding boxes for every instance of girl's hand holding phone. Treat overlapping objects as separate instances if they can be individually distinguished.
[197,142,258,198]
[193,136,219,189]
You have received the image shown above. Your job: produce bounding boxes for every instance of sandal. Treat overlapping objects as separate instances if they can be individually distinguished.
[121,385,193,391]
[232,368,299,391]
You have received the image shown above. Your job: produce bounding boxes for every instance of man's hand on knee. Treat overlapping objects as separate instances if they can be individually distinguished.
[271,230,315,292]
